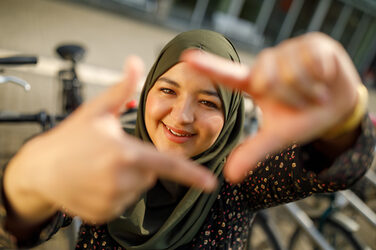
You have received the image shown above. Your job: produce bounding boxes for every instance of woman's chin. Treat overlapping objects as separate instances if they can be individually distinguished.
[158,146,192,159]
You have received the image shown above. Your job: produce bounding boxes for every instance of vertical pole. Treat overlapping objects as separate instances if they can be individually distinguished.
[358,29,376,73]
[331,4,353,40]
[255,0,276,35]
[228,0,245,17]
[347,13,371,57]
[190,0,210,28]
[307,0,332,32]
[276,0,305,43]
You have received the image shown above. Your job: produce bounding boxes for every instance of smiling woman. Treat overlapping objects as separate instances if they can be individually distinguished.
[105,30,244,249]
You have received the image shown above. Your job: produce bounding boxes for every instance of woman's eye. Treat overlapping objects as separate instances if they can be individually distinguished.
[160,88,176,95]
[200,100,219,109]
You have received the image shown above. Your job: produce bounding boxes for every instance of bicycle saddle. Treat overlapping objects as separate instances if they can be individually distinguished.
[56,44,85,63]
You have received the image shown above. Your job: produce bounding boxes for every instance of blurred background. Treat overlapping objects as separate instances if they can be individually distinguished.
[0,0,375,249]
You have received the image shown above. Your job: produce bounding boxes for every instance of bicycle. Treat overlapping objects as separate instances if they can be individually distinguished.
[247,209,286,250]
[0,44,86,129]
[286,192,369,250]
[286,117,376,250]
[287,170,376,250]
[0,55,36,91]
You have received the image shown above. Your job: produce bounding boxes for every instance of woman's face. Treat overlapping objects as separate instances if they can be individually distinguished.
[145,62,224,158]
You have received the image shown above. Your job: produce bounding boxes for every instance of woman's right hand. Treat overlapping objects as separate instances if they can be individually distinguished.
[3,56,217,226]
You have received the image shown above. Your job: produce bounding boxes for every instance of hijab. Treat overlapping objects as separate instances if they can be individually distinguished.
[108,29,244,249]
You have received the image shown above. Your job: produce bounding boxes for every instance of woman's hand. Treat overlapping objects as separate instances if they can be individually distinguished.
[3,56,217,227]
[182,32,362,183]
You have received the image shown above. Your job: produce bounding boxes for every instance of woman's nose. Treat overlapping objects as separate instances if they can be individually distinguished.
[171,99,195,124]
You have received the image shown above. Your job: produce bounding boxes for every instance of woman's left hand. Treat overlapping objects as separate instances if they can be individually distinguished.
[182,32,362,183]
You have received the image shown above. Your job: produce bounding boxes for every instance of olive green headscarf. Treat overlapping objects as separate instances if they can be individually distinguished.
[108,30,244,249]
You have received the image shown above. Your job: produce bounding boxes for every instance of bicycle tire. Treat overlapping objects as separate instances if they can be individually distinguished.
[288,217,364,250]
[248,213,284,250]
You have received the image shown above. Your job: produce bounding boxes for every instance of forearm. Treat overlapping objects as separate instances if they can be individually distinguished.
[244,115,375,211]
[301,114,375,187]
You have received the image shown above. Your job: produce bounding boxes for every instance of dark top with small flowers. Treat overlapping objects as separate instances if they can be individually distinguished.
[0,117,375,249]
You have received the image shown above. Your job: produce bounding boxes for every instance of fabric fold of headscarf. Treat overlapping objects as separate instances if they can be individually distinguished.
[108,29,244,249]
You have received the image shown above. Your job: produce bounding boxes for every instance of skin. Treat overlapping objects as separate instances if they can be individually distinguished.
[3,32,364,242]
[145,62,224,158]
[182,32,362,183]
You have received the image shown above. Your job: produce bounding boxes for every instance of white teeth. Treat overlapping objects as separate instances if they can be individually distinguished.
[167,127,190,137]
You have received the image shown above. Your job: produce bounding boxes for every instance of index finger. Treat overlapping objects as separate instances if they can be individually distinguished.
[125,138,218,192]
[181,49,251,91]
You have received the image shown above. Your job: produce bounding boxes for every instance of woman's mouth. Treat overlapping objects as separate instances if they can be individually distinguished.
[162,123,195,143]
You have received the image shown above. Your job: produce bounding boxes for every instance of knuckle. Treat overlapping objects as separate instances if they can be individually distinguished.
[277,39,291,49]
[305,31,330,42]
[253,48,277,92]
[305,32,341,51]
[330,38,344,52]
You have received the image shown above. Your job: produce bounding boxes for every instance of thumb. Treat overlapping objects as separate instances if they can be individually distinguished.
[224,131,285,183]
[84,56,144,117]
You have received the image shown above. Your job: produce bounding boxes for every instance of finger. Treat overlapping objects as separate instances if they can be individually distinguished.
[181,49,251,92]
[123,138,217,192]
[277,46,325,104]
[299,33,338,84]
[139,151,217,192]
[250,48,277,96]
[115,170,155,212]
[119,167,156,194]
[84,56,144,117]
[223,131,286,183]
[252,50,308,108]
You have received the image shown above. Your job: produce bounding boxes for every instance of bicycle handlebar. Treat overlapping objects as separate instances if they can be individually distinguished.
[0,56,38,65]
[0,111,66,130]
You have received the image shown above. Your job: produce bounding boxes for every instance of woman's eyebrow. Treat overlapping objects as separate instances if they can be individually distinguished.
[158,77,219,98]
[199,90,219,98]
[158,77,180,87]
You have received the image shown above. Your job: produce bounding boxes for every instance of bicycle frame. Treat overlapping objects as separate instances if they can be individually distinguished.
[56,44,85,115]
[284,202,335,250]
[58,65,82,114]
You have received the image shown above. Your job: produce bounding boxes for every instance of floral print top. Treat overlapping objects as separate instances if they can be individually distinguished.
[0,116,375,249]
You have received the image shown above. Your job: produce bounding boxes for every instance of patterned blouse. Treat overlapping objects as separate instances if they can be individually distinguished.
[0,117,375,249]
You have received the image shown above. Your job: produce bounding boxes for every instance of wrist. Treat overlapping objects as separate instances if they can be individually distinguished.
[3,141,57,225]
[321,84,368,140]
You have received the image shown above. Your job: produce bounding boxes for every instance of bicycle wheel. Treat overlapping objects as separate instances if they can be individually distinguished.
[248,212,284,250]
[288,217,364,250]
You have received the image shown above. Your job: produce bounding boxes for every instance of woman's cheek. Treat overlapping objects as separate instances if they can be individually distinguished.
[146,95,168,120]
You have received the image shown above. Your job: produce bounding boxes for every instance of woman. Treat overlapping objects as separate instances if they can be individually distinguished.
[1,30,375,249]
